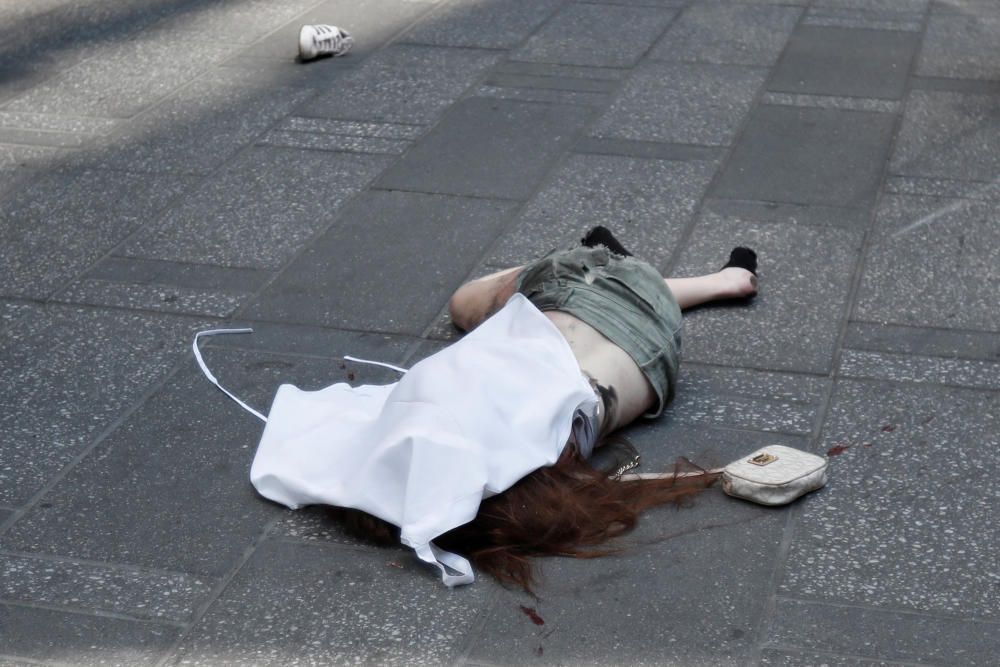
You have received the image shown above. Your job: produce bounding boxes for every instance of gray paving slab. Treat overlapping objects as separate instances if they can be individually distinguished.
[474,85,610,107]
[0,553,212,622]
[843,321,1000,360]
[146,0,318,45]
[0,347,351,577]
[760,649,908,667]
[885,174,1000,199]
[237,0,434,62]
[88,79,315,174]
[276,117,425,140]
[0,164,194,300]
[701,198,874,230]
[0,305,207,508]
[485,152,718,269]
[483,72,618,94]
[245,190,517,334]
[813,0,928,10]
[768,26,918,100]
[760,91,900,112]
[804,5,924,31]
[258,130,411,155]
[80,256,274,293]
[575,136,724,162]
[712,104,896,209]
[4,38,236,119]
[890,90,1000,184]
[781,380,1000,619]
[650,3,802,66]
[120,146,391,270]
[511,2,677,68]
[673,214,863,375]
[402,0,563,49]
[918,7,1000,80]
[468,506,786,666]
[591,62,767,146]
[298,44,501,125]
[855,194,1000,331]
[377,97,593,200]
[0,144,62,197]
[769,598,1000,665]
[169,538,493,667]
[492,60,629,81]
[55,280,248,318]
[664,364,827,436]
[0,603,178,666]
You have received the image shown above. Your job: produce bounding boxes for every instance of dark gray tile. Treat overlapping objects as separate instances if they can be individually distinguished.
[485,153,718,269]
[770,599,1000,664]
[674,215,863,374]
[712,104,896,209]
[813,0,928,10]
[483,72,618,94]
[0,603,177,666]
[701,198,872,229]
[574,136,724,162]
[768,26,919,100]
[0,348,361,577]
[468,507,786,666]
[474,85,609,107]
[276,117,424,140]
[650,3,801,66]
[55,280,247,317]
[89,80,315,174]
[237,0,433,61]
[299,44,501,125]
[403,0,562,49]
[918,9,1000,80]
[0,554,212,622]
[781,380,1000,620]
[512,2,677,68]
[844,321,1000,361]
[493,61,628,81]
[0,166,194,299]
[910,76,1000,95]
[665,364,827,435]
[890,90,1000,183]
[0,144,63,198]
[259,130,411,155]
[121,147,391,270]
[855,194,1000,331]
[81,257,273,293]
[148,0,318,45]
[246,190,517,334]
[0,305,207,508]
[170,539,492,666]
[377,97,593,200]
[804,6,924,31]
[4,39,236,118]
[592,62,767,146]
[886,175,1000,199]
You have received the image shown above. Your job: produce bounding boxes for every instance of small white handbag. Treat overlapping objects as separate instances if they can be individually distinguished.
[720,445,828,506]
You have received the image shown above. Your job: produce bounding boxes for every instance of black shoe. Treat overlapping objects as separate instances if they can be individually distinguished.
[581,225,633,257]
[721,247,757,275]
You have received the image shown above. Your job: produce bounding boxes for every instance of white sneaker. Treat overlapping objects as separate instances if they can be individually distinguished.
[298,24,353,61]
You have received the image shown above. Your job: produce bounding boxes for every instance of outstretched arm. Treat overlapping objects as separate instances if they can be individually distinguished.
[448,266,524,331]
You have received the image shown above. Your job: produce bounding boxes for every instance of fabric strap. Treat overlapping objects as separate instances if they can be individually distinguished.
[413,542,475,587]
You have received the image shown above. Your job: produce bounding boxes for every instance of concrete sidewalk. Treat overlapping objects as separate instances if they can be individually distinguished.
[2,0,999,664]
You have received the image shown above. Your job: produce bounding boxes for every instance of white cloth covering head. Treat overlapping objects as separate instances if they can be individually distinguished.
[249,294,599,586]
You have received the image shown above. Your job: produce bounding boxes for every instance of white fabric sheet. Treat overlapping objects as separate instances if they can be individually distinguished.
[249,294,598,586]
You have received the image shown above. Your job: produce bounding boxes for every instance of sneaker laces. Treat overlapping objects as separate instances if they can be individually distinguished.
[313,25,353,56]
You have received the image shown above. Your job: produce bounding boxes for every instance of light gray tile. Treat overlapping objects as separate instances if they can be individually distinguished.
[512,3,677,68]
[0,554,212,622]
[404,0,563,49]
[474,85,609,107]
[839,349,1000,390]
[856,194,1000,330]
[918,9,1000,80]
[760,92,900,113]
[486,153,718,269]
[761,649,910,667]
[121,147,391,270]
[147,0,318,44]
[592,62,767,146]
[259,130,411,155]
[891,90,1000,183]
[674,215,863,374]
[651,3,801,66]
[170,539,492,666]
[299,44,501,125]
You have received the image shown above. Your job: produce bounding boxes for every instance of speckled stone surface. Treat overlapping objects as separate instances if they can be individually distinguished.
[890,90,1000,183]
[803,6,924,32]
[377,97,593,200]
[673,213,863,374]
[0,306,206,507]
[651,3,802,66]
[855,194,1000,330]
[712,104,896,208]
[403,0,562,49]
[511,2,677,68]
[760,649,907,667]
[120,147,391,270]
[486,153,717,269]
[0,603,178,666]
[768,26,918,100]
[245,190,517,334]
[56,279,248,317]
[299,44,501,125]
[0,166,194,299]
[0,554,212,622]
[918,7,1000,79]
[781,380,1000,619]
[169,538,492,666]
[591,62,767,146]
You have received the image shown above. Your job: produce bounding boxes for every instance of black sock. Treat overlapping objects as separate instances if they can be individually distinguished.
[581,225,633,257]
[721,247,757,275]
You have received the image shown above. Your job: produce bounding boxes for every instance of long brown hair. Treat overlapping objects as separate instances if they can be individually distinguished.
[333,446,718,592]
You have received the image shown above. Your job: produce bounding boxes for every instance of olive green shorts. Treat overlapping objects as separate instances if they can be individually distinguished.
[514,245,682,417]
